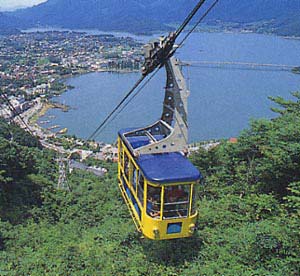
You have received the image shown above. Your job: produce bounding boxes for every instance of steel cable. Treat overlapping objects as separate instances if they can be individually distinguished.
[87,0,219,140]
[87,75,146,140]
[98,67,161,134]
[176,0,220,49]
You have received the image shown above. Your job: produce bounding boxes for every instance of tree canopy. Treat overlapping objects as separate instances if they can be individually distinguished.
[0,93,299,275]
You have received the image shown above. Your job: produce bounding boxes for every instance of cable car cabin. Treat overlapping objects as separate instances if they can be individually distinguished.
[117,129,201,240]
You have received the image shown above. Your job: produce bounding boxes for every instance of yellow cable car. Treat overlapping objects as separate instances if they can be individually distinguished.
[114,0,213,239]
[118,52,202,240]
[118,129,201,240]
[87,0,213,240]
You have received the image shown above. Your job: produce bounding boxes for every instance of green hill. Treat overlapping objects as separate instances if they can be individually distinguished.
[1,92,300,274]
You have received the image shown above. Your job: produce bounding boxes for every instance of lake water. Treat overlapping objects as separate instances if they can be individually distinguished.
[39,32,300,143]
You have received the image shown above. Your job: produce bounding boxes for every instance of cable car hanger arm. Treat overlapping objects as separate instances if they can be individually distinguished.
[122,0,220,155]
[141,0,207,77]
[87,0,219,141]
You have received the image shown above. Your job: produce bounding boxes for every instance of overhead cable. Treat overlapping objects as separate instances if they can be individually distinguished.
[87,75,146,140]
[97,0,221,133]
[88,0,220,140]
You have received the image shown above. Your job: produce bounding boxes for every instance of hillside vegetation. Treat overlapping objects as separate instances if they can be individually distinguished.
[0,93,300,275]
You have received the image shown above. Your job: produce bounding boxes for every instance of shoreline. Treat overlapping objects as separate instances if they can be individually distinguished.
[29,101,55,125]
[15,29,299,146]
[28,67,139,138]
[22,25,300,41]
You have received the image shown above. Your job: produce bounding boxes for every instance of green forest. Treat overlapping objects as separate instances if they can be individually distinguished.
[0,93,299,275]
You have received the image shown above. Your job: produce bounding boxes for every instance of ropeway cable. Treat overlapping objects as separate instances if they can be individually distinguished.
[97,67,161,134]
[110,0,220,123]
[174,0,207,39]
[86,1,209,140]
[87,75,146,140]
[109,0,220,128]
[176,0,219,49]
[87,0,220,140]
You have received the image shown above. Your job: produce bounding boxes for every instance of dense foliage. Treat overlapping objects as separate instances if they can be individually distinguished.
[0,94,299,275]
[0,119,55,223]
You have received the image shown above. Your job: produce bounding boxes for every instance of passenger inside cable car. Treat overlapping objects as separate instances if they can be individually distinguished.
[164,185,190,218]
[147,186,161,218]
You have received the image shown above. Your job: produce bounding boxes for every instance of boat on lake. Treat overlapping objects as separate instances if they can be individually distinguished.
[39,120,50,124]
[57,127,68,134]
[47,125,60,130]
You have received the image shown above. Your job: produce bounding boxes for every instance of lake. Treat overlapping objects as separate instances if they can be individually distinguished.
[39,31,300,143]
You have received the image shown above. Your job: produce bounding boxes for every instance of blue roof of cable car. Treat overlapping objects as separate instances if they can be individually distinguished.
[118,129,202,184]
[136,152,201,184]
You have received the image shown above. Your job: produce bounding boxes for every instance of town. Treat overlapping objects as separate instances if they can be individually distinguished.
[0,31,142,117]
[0,31,143,166]
[0,30,222,174]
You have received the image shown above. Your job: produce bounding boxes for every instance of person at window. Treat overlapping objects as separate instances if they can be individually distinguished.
[167,186,186,202]
[147,196,160,218]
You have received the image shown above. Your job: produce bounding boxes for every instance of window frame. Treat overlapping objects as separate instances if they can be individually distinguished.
[137,170,144,207]
[162,183,191,220]
[146,183,162,220]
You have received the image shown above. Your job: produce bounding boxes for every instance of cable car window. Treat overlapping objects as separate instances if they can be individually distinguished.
[147,185,161,219]
[191,184,197,215]
[163,185,190,219]
[119,143,124,167]
[124,154,130,180]
[133,167,137,192]
[137,172,144,207]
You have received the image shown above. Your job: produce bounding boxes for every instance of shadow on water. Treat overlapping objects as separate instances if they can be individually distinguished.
[140,234,203,266]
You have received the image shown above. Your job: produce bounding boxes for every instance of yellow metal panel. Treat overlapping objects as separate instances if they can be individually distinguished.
[121,139,139,168]
[118,136,199,240]
[189,184,193,217]
[142,212,198,240]
[119,139,144,211]
[118,176,142,231]
[160,186,164,220]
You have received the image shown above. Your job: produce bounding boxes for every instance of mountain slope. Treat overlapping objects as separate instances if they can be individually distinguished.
[0,95,299,275]
[12,0,170,32]
[207,0,300,22]
[0,12,24,34]
[273,14,300,36]
[9,0,300,36]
